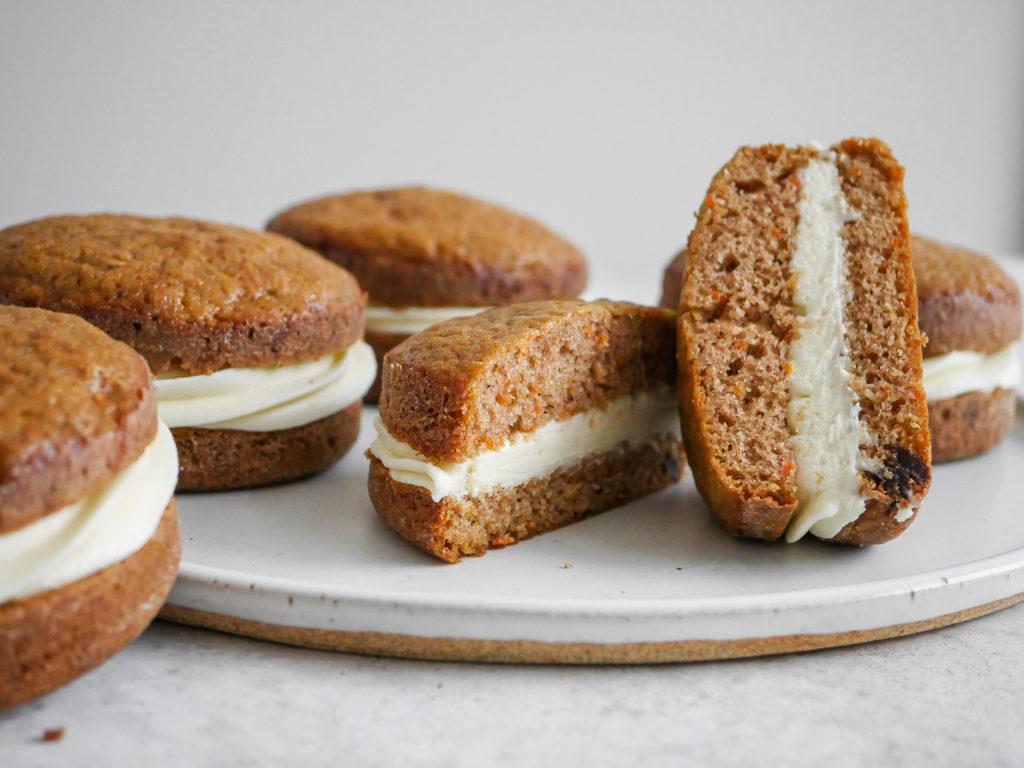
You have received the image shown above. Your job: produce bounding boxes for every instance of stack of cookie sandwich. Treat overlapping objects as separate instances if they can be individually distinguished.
[1,306,179,709]
[0,214,376,490]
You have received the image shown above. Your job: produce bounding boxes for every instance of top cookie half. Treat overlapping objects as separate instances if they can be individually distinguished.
[911,235,1022,356]
[0,305,156,534]
[266,186,588,307]
[0,214,366,374]
[379,299,676,463]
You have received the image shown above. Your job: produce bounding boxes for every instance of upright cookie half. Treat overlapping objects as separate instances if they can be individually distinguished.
[367,299,684,562]
[913,235,1021,462]
[267,186,588,400]
[0,306,179,710]
[663,237,1023,463]
[0,214,375,490]
[677,138,930,545]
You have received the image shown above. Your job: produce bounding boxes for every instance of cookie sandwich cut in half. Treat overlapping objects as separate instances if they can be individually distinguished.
[267,186,588,400]
[912,235,1022,462]
[677,138,930,545]
[367,299,684,562]
[1,306,179,710]
[662,235,1022,464]
[0,214,376,490]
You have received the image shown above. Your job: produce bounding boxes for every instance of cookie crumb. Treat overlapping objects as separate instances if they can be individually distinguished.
[41,727,65,742]
[562,561,573,569]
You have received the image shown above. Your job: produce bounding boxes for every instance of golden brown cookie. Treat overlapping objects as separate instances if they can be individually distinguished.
[913,235,1021,462]
[677,139,930,546]
[368,299,684,562]
[0,501,180,710]
[913,235,1022,356]
[0,305,179,710]
[173,402,362,491]
[0,306,156,534]
[267,187,588,400]
[0,214,373,490]
[0,214,364,373]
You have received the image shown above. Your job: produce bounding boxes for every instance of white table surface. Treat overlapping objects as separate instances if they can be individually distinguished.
[4,262,1024,767]
[1,605,1023,767]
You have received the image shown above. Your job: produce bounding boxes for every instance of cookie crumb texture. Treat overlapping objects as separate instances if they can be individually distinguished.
[0,306,156,534]
[173,402,362,491]
[678,139,929,544]
[0,501,180,711]
[267,187,587,308]
[0,215,365,374]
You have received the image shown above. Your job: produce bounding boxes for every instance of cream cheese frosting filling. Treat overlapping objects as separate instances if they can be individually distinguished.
[369,389,681,503]
[364,304,489,335]
[0,421,177,604]
[784,155,869,543]
[155,340,376,431]
[921,345,1021,401]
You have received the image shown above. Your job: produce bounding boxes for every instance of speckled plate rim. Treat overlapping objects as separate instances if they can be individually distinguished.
[159,593,1024,664]
[164,544,1024,648]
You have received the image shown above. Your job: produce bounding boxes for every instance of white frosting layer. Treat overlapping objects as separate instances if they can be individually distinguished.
[369,390,680,503]
[364,304,489,335]
[922,345,1021,401]
[0,421,178,604]
[155,341,376,431]
[785,155,867,543]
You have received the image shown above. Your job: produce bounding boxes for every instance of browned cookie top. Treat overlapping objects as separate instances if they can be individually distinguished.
[912,235,1022,356]
[379,299,676,462]
[267,187,588,308]
[0,215,366,373]
[0,306,157,534]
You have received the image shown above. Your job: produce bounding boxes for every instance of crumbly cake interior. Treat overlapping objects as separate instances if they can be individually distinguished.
[834,140,929,484]
[380,301,676,462]
[680,145,816,507]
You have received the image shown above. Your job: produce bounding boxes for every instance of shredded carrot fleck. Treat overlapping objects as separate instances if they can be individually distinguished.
[705,193,716,208]
[781,461,795,480]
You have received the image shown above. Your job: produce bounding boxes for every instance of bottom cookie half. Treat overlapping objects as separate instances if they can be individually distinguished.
[369,435,686,563]
[173,402,362,491]
[0,501,181,711]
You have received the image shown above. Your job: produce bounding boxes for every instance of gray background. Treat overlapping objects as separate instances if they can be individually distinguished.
[2,0,1022,301]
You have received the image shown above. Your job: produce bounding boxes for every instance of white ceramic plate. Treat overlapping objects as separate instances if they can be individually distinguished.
[165,258,1024,660]
[165,384,1024,657]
